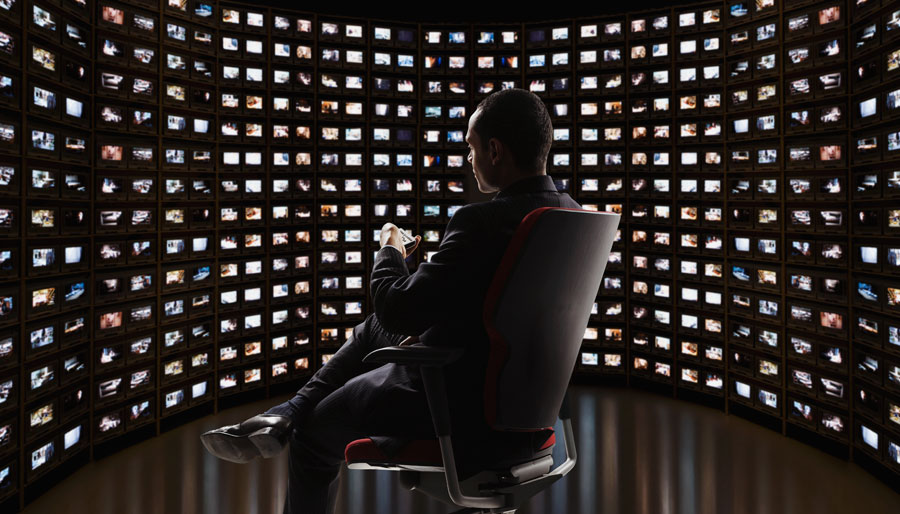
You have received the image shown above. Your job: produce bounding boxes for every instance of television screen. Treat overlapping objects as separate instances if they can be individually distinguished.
[65,98,83,118]
[860,98,877,118]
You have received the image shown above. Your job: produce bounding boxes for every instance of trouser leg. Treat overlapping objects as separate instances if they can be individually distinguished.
[267,313,407,425]
[282,361,434,514]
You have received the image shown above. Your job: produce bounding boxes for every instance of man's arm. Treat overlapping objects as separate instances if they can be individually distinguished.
[371,204,481,336]
[381,243,404,254]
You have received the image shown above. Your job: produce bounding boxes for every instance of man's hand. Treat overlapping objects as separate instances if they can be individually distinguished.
[379,222,421,259]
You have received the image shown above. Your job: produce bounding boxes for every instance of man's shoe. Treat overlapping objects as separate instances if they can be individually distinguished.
[200,414,293,463]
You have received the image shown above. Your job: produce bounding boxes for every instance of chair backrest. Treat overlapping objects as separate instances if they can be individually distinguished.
[482,207,620,430]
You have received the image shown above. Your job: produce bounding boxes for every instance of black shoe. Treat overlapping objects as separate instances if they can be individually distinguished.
[200,414,293,463]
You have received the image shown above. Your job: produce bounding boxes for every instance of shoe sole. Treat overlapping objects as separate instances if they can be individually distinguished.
[200,430,263,463]
[248,427,287,458]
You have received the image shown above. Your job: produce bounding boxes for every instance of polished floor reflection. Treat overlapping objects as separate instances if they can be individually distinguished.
[21,385,900,514]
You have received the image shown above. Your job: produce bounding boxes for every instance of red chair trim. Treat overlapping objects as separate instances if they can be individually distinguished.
[539,432,556,450]
[345,438,380,463]
[483,207,550,428]
[345,430,556,466]
[344,437,443,465]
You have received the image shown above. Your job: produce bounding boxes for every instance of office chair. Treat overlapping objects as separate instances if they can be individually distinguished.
[343,207,620,514]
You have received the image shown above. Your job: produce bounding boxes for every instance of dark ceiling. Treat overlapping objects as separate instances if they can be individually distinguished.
[258,1,680,24]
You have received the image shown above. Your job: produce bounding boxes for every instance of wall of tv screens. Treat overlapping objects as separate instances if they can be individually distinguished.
[0,0,899,509]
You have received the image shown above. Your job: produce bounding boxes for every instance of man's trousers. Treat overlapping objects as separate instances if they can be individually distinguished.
[281,313,435,514]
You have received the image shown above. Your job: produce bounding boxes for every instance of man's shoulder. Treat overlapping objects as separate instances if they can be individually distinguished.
[451,192,582,228]
[519,191,583,210]
[449,202,487,226]
[559,192,583,209]
[464,193,582,214]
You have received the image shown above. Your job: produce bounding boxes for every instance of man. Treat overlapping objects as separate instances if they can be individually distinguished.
[200,88,583,514]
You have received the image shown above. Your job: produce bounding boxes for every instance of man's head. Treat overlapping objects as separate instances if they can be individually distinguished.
[465,88,552,193]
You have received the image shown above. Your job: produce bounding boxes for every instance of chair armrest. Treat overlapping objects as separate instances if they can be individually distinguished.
[361,344,464,367]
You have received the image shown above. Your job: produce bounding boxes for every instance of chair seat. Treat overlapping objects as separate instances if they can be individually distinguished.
[344,428,556,472]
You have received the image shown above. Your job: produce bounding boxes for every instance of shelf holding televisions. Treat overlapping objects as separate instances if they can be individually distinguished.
[270,352,314,385]
[24,358,88,432]
[583,317,626,352]
[263,331,312,385]
[25,120,89,164]
[0,416,16,489]
[725,16,779,59]
[28,4,91,59]
[24,372,89,444]
[784,137,847,170]
[853,44,899,96]
[678,353,726,396]
[93,393,155,443]
[854,419,900,473]
[577,345,625,375]
[215,266,264,312]
[24,273,90,321]
[783,67,845,106]
[25,409,89,485]
[785,265,847,304]
[853,236,900,273]
[852,83,900,129]
[159,346,213,395]
[0,17,21,68]
[783,102,846,136]
[677,327,726,364]
[96,34,158,75]
[27,77,90,129]
[216,277,263,316]
[853,271,900,315]
[852,124,900,165]
[92,394,156,444]
[317,294,366,323]
[94,362,156,414]
[629,273,674,304]
[23,162,88,204]
[729,371,784,423]
[783,32,846,73]
[729,344,781,403]
[631,351,675,387]
[25,202,89,236]
[21,0,900,505]
[632,166,674,199]
[307,255,355,291]
[787,343,851,399]
[22,242,83,283]
[787,394,852,444]
[98,1,164,41]
[93,332,152,386]
[852,75,900,437]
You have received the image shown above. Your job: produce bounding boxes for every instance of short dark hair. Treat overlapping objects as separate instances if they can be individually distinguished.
[472,88,552,174]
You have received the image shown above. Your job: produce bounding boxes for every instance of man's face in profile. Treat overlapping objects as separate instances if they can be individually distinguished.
[465,108,496,194]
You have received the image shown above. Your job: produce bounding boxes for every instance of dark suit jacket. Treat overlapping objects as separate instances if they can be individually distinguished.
[369,173,583,478]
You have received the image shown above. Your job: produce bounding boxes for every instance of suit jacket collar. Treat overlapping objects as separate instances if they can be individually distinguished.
[493,174,557,200]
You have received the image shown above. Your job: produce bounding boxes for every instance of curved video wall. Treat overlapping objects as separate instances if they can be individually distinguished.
[0,0,899,509]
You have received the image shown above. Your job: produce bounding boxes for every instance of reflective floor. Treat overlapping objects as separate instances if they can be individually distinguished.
[21,385,900,514]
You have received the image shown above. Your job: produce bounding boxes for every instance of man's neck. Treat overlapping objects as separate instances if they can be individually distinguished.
[497,172,545,192]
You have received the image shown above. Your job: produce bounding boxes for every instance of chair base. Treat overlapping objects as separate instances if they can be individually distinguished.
[396,452,558,514]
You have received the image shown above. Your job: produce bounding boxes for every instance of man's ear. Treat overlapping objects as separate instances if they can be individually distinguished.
[489,137,502,166]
